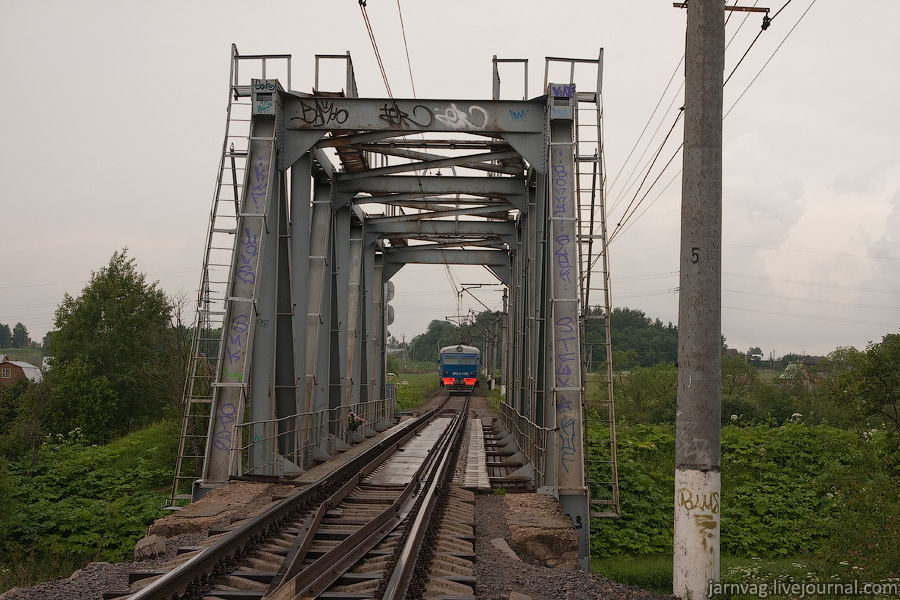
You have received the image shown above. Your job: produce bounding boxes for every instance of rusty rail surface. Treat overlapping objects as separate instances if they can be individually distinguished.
[123,404,443,600]
[119,396,471,600]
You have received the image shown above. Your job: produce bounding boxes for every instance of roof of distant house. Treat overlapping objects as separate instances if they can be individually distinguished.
[0,354,43,383]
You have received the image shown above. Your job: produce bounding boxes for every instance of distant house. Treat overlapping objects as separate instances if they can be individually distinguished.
[0,354,43,385]
[779,356,825,389]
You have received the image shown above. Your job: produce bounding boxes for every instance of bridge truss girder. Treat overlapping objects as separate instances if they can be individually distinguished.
[180,51,608,570]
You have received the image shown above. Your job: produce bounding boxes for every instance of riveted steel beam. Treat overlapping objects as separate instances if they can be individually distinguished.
[284,96,544,133]
[335,174,525,197]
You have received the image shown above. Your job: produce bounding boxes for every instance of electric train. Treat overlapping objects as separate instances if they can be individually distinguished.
[439,344,480,393]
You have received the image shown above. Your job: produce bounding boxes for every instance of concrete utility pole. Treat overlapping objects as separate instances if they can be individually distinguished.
[673,0,724,598]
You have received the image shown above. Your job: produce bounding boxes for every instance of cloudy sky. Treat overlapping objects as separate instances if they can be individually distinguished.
[2,1,898,358]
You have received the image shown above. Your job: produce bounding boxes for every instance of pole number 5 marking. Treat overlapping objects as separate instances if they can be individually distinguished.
[691,247,700,263]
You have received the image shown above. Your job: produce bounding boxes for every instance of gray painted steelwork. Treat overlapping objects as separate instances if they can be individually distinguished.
[173,47,614,571]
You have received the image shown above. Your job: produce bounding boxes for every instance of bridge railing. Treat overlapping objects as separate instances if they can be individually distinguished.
[232,395,396,477]
[499,401,552,488]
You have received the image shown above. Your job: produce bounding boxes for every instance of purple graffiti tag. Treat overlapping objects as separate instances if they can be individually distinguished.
[555,355,577,387]
[556,336,577,353]
[241,229,258,255]
[557,393,573,413]
[555,316,575,332]
[226,346,242,365]
[213,403,238,451]
[551,83,575,98]
[555,234,572,283]
[559,415,578,472]
[231,315,250,333]
[236,266,255,285]
[553,160,568,215]
[250,161,268,207]
[235,230,258,286]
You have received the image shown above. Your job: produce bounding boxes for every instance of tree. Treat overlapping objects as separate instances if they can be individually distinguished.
[411,320,461,363]
[0,323,10,347]
[614,361,677,423]
[11,323,27,348]
[607,308,678,367]
[844,333,900,434]
[42,331,53,356]
[47,359,118,443]
[51,249,176,437]
[721,353,758,398]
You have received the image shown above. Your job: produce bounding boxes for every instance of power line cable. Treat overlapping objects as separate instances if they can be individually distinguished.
[724,288,900,312]
[395,0,416,98]
[725,0,817,119]
[724,271,900,295]
[608,0,751,209]
[359,0,393,99]
[607,55,684,199]
[726,243,899,261]
[609,110,683,242]
[723,304,899,328]
[609,0,813,244]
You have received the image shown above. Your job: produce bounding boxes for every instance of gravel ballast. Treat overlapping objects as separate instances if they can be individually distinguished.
[0,392,676,600]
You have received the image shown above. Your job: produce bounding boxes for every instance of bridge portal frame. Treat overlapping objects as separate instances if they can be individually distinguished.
[175,49,609,570]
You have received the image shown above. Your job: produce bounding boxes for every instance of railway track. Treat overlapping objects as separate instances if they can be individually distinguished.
[106,396,475,600]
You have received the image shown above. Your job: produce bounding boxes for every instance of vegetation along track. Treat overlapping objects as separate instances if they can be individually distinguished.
[106,395,475,600]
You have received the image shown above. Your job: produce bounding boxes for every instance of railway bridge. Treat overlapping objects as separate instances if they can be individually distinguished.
[170,46,618,571]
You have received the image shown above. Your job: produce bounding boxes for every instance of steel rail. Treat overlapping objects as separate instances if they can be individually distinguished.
[125,404,443,600]
[268,399,469,600]
[382,397,469,600]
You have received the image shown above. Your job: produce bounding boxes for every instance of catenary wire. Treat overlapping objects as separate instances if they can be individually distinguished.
[725,0,817,119]
[609,0,813,245]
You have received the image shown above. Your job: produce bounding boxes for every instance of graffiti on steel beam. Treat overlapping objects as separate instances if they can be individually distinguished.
[553,316,577,388]
[509,108,530,121]
[291,99,349,127]
[559,414,578,472]
[250,157,268,206]
[254,81,276,91]
[236,228,259,285]
[433,103,488,130]
[213,403,238,451]
[554,233,573,284]
[378,103,434,129]
[551,83,575,98]
[224,314,250,371]
[552,153,568,215]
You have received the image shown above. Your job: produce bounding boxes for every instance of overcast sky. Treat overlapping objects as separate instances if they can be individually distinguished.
[2,1,898,358]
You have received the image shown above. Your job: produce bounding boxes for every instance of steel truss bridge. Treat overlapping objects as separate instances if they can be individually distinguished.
[170,46,618,570]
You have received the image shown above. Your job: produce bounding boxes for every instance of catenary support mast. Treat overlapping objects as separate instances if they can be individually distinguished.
[673,0,724,597]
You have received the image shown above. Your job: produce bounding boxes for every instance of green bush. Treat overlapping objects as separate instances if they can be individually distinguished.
[0,421,177,592]
[591,424,675,557]
[721,421,855,557]
[589,420,900,580]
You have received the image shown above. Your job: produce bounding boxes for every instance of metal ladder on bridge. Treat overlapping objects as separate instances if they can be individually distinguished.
[545,55,619,518]
[167,46,291,507]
